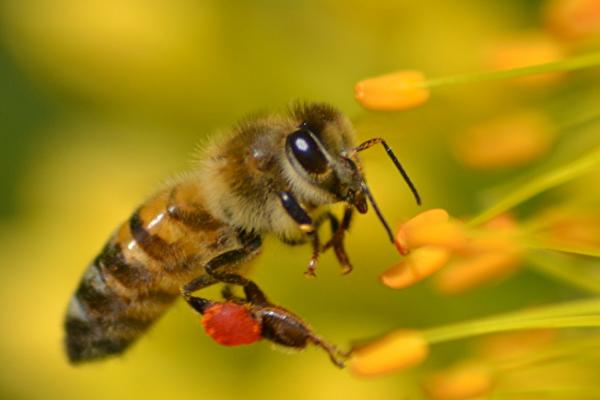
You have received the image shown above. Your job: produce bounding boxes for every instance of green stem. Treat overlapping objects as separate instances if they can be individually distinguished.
[527,252,600,295]
[422,298,600,345]
[424,316,600,344]
[526,242,600,258]
[498,336,600,372]
[468,146,600,227]
[421,52,600,89]
[491,387,600,398]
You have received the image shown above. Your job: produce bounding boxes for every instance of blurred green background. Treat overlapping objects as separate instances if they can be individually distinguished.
[1,1,599,399]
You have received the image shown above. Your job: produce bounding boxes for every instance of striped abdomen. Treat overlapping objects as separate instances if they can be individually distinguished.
[65,181,244,363]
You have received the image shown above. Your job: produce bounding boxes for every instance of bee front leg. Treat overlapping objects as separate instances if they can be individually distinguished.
[278,191,321,277]
[322,206,354,274]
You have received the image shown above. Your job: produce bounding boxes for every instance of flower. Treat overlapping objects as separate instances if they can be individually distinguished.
[382,210,525,292]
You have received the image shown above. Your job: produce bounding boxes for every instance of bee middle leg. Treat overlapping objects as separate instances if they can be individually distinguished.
[322,206,354,274]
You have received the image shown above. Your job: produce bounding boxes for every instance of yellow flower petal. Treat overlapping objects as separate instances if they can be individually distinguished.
[381,246,451,289]
[355,71,430,111]
[349,330,429,377]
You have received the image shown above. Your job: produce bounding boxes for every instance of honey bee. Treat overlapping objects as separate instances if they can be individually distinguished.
[64,102,420,366]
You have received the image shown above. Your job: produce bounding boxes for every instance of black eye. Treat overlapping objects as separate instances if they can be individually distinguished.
[286,129,328,174]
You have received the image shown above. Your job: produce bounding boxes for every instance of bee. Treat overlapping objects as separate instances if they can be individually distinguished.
[64,102,420,366]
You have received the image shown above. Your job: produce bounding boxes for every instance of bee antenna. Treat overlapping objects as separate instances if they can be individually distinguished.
[360,181,394,243]
[353,137,421,206]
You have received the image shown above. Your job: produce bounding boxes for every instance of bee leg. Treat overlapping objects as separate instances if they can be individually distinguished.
[306,231,321,278]
[322,207,354,274]
[182,275,218,314]
[205,271,269,306]
[252,304,349,368]
[220,285,235,300]
[183,278,268,316]
[182,247,269,314]
[278,191,314,233]
[183,246,269,306]
[187,297,215,314]
[278,191,321,277]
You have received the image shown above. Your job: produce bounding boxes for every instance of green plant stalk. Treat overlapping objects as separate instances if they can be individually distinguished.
[424,316,600,344]
[422,298,600,345]
[526,241,600,258]
[527,252,600,295]
[491,387,600,398]
[421,52,600,89]
[498,336,600,372]
[468,146,600,227]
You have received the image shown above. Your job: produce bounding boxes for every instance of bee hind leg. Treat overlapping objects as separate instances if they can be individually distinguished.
[182,245,269,315]
[182,248,348,368]
[252,303,349,368]
[221,285,243,301]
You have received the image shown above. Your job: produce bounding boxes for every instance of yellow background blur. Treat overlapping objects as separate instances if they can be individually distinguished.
[1,1,596,399]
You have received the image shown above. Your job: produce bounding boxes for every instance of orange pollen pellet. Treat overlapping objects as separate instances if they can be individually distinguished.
[202,302,262,346]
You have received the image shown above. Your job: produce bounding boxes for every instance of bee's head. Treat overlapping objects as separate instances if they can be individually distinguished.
[284,102,420,242]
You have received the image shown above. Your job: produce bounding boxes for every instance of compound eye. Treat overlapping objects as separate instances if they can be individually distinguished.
[287,129,328,174]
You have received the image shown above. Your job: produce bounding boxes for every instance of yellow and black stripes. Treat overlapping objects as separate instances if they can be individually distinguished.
[98,242,153,288]
[167,200,222,232]
[129,209,174,261]
[64,179,263,363]
[64,183,233,363]
[65,237,179,363]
